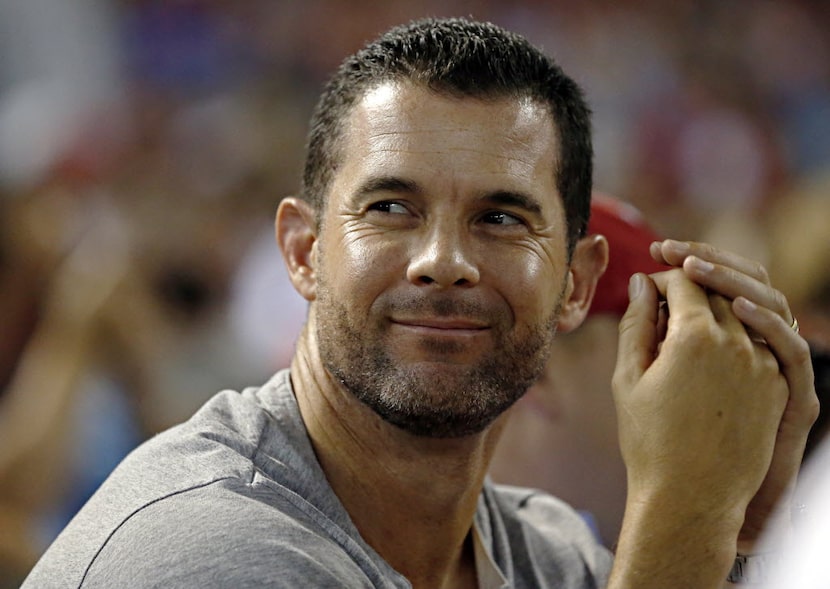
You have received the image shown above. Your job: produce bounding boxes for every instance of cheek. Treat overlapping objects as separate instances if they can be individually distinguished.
[325,233,403,304]
[494,253,567,318]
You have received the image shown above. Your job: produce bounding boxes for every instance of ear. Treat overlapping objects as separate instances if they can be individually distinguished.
[275,197,319,301]
[556,234,609,333]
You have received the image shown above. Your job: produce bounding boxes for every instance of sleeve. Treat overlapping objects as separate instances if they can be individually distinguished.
[79,489,378,589]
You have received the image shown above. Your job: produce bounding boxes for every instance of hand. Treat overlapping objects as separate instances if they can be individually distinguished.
[609,267,791,587]
[615,268,788,521]
[649,240,819,548]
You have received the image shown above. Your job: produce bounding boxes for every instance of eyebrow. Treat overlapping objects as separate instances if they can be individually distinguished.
[355,176,421,197]
[481,190,542,214]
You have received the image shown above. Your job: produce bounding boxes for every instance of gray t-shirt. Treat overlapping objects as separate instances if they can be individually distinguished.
[23,370,612,588]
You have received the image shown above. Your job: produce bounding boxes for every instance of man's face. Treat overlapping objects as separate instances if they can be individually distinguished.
[313,82,573,438]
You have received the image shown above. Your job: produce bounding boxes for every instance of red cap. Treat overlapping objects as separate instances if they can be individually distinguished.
[587,193,666,317]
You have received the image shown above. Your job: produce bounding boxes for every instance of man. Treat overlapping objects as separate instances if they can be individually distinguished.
[24,18,817,588]
[489,193,666,548]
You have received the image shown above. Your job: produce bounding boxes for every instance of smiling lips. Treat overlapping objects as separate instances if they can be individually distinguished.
[403,318,486,328]
[391,317,490,335]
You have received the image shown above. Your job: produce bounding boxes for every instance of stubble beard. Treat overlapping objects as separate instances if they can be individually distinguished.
[315,280,564,439]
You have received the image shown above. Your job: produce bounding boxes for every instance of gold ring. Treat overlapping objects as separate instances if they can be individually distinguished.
[790,316,799,334]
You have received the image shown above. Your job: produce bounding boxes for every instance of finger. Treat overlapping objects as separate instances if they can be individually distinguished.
[733,296,820,541]
[681,255,792,326]
[613,273,660,393]
[708,286,769,343]
[649,240,792,326]
[648,268,713,328]
[650,240,771,285]
[708,292,743,332]
[733,297,818,427]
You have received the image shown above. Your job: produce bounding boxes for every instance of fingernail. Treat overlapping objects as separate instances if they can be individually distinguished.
[666,239,690,254]
[629,273,644,301]
[735,296,757,312]
[688,255,714,273]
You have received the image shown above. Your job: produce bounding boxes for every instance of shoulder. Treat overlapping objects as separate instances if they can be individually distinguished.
[77,480,378,588]
[26,476,381,589]
[24,373,399,588]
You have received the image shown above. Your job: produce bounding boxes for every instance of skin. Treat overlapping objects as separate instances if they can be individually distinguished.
[277,82,818,589]
[609,247,817,589]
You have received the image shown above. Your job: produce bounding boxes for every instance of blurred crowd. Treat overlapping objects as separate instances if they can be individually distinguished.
[1,0,829,585]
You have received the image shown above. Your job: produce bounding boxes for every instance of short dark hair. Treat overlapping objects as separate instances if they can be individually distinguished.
[300,17,593,253]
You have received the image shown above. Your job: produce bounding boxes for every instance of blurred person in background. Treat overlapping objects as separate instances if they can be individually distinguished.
[0,3,313,580]
[489,193,666,548]
[0,4,134,582]
[0,183,129,587]
[0,23,307,582]
[0,96,301,584]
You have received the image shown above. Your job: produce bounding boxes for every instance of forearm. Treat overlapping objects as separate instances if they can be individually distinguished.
[0,306,97,497]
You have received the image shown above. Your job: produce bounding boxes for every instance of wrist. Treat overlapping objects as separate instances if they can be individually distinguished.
[626,479,748,539]
[610,490,741,588]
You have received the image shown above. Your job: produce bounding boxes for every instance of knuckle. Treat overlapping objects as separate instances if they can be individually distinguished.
[656,267,687,292]
[735,338,766,367]
[673,315,719,349]
[617,312,639,338]
[804,394,821,426]
[689,240,711,256]
[793,334,812,359]
[611,370,627,398]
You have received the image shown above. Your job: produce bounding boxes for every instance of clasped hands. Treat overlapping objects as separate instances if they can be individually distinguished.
[613,240,819,553]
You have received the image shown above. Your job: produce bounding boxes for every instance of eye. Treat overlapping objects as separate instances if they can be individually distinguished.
[481,211,524,226]
[368,201,409,215]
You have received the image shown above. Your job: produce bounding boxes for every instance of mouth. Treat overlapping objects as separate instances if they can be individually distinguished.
[387,315,495,361]
[391,317,490,332]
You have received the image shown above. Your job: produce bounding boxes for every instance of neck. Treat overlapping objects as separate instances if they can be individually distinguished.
[290,327,505,589]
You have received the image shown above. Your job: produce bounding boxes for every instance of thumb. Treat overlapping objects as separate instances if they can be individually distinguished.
[613,273,660,394]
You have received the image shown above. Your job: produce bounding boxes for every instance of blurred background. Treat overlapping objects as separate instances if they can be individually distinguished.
[1,0,829,584]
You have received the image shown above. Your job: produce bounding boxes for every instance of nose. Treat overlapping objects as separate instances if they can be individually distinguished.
[406,226,480,287]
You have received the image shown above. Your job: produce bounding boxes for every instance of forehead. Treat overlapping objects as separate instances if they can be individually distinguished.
[333,81,561,203]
